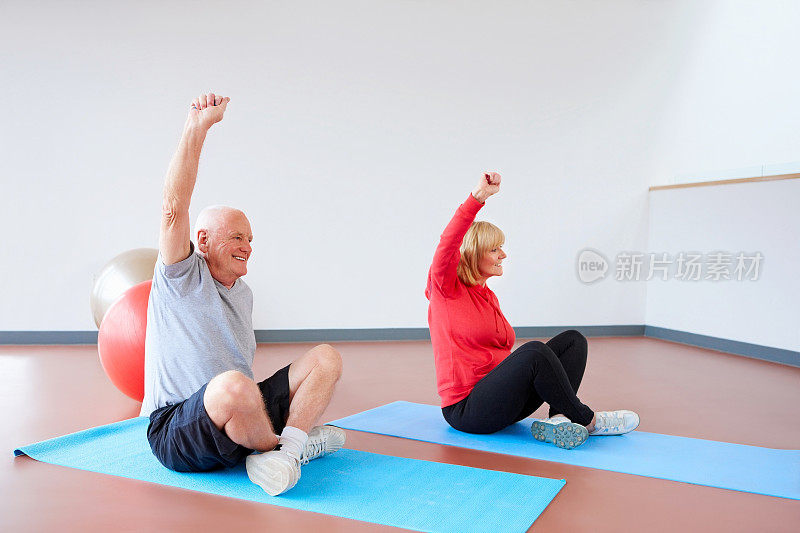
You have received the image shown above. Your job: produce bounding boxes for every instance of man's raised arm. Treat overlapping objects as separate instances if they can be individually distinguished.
[159,92,230,265]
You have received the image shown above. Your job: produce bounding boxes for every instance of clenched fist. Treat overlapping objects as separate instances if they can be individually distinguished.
[188,92,230,131]
[471,172,501,203]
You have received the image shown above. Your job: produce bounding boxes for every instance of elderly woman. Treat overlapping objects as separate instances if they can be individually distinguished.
[425,172,639,449]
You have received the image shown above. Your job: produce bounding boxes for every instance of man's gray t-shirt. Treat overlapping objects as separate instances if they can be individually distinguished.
[140,244,257,416]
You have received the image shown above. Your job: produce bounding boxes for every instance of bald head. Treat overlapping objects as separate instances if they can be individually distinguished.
[195,205,248,236]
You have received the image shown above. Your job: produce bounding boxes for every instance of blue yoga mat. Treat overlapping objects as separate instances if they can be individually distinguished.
[14,417,565,533]
[330,401,800,501]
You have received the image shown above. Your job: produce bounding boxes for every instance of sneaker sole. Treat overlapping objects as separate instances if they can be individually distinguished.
[245,454,298,496]
[530,420,589,450]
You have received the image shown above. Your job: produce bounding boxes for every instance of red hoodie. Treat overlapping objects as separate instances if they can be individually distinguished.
[425,194,516,407]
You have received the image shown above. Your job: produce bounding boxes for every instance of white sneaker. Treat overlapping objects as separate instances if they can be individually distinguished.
[246,449,301,496]
[301,425,346,465]
[589,410,640,436]
[530,416,589,450]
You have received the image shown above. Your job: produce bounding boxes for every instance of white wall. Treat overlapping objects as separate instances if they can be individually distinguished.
[645,179,799,352]
[647,0,800,187]
[1,1,797,334]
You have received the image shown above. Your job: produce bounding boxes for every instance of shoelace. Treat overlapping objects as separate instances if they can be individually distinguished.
[300,439,326,465]
[595,411,624,432]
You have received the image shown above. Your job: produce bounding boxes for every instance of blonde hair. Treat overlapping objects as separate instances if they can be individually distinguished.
[457,221,505,285]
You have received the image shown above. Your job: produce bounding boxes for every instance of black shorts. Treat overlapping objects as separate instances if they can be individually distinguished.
[146,365,292,473]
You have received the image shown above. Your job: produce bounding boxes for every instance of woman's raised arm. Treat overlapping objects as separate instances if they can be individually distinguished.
[427,173,501,297]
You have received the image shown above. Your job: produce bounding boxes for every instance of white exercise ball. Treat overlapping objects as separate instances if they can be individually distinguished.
[90,248,158,328]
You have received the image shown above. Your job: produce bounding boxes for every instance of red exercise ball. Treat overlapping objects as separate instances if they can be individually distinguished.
[97,280,151,402]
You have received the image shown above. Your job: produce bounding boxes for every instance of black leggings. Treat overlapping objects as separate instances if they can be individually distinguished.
[442,330,595,433]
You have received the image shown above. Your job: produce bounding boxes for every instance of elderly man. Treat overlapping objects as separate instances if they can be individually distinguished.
[140,93,344,496]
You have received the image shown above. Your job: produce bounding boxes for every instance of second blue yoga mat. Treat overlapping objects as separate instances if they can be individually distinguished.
[330,401,800,501]
[14,417,565,532]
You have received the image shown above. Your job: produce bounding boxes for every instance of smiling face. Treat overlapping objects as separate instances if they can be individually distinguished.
[477,244,507,281]
[457,221,506,286]
[196,206,253,289]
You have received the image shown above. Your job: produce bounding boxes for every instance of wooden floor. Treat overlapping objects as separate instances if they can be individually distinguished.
[2,337,799,532]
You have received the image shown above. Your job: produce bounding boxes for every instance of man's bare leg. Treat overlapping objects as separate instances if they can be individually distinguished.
[245,344,343,496]
[284,343,343,432]
[204,370,279,452]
